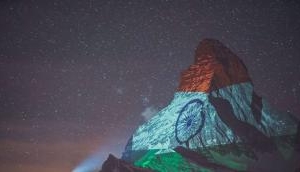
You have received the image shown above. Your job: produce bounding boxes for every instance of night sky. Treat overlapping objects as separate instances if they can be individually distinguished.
[0,0,300,171]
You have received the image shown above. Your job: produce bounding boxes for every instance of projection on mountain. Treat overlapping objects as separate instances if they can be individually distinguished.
[108,39,300,172]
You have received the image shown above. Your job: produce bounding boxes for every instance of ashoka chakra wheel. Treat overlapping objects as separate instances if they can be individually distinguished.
[175,99,205,144]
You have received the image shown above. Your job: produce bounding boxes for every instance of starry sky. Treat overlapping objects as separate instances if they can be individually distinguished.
[0,0,300,171]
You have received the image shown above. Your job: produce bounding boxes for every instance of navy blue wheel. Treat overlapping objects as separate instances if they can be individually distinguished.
[175,99,206,144]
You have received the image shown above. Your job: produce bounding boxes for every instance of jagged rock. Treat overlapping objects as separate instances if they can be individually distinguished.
[116,38,300,171]
[100,154,152,172]
[178,39,251,92]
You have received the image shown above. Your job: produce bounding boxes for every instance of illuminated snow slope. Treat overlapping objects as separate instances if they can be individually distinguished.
[122,82,298,162]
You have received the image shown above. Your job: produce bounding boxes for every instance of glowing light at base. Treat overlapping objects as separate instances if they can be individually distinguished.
[73,143,123,172]
[72,150,103,172]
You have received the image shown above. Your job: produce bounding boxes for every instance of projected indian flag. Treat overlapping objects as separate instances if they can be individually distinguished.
[121,39,299,171]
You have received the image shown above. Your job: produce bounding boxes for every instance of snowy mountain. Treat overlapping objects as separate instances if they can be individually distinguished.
[101,39,300,172]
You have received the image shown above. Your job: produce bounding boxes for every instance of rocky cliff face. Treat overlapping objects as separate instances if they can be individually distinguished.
[178,39,251,92]
[101,39,300,172]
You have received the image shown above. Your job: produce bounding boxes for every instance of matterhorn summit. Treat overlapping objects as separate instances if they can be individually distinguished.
[101,39,300,172]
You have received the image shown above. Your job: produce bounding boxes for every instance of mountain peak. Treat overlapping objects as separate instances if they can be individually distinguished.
[194,38,230,63]
[118,38,299,172]
[178,38,251,92]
